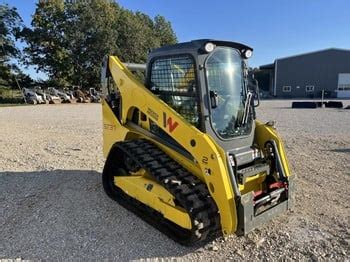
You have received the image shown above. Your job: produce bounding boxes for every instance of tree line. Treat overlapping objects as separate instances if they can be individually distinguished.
[0,0,177,90]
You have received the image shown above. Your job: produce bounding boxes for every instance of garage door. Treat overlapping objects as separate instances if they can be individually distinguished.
[337,73,350,98]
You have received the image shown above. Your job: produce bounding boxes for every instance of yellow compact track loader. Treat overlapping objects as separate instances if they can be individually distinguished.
[101,40,294,245]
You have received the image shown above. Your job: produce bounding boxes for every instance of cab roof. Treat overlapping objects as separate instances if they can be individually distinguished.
[150,39,253,55]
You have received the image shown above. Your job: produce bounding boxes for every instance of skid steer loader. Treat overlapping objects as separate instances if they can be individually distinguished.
[101,39,294,245]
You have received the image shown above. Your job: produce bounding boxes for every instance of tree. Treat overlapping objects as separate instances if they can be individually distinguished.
[154,15,177,46]
[22,0,178,89]
[21,0,70,87]
[0,4,23,88]
[64,0,120,87]
[22,0,120,88]
[115,11,177,64]
[116,9,157,63]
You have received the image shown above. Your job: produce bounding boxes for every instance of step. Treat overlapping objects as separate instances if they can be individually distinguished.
[237,163,270,184]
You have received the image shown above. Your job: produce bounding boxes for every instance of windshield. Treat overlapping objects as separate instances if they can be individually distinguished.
[205,47,251,139]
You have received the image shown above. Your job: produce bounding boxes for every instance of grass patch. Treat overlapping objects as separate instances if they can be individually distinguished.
[0,88,25,105]
[0,103,28,107]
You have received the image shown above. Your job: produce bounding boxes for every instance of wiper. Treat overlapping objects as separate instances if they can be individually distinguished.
[240,91,253,126]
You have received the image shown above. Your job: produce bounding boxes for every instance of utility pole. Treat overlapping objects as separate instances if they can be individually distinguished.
[321,89,324,108]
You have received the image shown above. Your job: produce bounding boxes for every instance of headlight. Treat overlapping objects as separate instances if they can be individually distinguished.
[244,49,253,59]
[204,42,215,53]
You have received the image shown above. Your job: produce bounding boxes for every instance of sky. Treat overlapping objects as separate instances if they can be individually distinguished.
[2,0,350,80]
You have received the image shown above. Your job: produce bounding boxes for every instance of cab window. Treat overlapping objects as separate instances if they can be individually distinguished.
[150,55,200,127]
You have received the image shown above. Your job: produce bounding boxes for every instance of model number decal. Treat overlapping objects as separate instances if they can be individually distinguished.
[147,107,159,121]
[104,123,116,131]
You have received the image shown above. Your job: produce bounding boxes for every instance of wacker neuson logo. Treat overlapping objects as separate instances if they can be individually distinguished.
[163,112,179,133]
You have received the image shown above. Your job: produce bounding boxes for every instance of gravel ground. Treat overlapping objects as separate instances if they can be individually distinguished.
[0,101,349,261]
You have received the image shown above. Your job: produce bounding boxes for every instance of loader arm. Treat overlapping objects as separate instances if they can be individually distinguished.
[105,55,238,235]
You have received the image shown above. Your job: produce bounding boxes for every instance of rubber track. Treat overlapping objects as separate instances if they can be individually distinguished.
[108,139,220,245]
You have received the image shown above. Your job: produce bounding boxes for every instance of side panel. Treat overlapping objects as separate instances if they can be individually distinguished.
[102,100,129,158]
[115,176,192,229]
[107,56,238,235]
[254,120,291,177]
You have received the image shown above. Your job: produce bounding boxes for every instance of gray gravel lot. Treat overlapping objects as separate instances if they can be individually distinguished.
[1,101,349,261]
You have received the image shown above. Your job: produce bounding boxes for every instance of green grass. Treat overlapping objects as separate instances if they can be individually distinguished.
[0,88,22,98]
[0,88,25,105]
[0,103,28,107]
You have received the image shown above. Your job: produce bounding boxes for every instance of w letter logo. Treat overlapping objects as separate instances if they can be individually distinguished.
[163,112,179,133]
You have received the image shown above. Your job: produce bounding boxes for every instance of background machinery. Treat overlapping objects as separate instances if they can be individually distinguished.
[22,87,46,104]
[33,86,49,104]
[47,87,71,103]
[89,87,102,103]
[73,86,89,103]
[101,40,293,245]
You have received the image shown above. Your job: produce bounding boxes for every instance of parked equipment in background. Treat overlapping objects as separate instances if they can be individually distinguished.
[292,101,318,108]
[34,86,49,104]
[89,88,101,103]
[101,40,294,245]
[62,87,75,100]
[45,88,61,104]
[325,101,343,108]
[47,87,71,103]
[292,100,344,109]
[22,88,45,104]
[73,86,89,103]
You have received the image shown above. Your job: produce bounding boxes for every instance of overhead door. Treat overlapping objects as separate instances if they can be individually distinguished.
[337,73,350,98]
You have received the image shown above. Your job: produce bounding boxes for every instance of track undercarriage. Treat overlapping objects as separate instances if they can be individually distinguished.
[103,139,220,245]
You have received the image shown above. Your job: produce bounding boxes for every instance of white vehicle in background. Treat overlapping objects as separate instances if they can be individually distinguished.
[89,87,101,103]
[63,88,75,100]
[34,86,49,103]
[22,88,45,104]
[47,87,70,103]
[46,87,61,104]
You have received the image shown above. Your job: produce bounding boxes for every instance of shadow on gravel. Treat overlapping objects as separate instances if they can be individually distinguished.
[0,170,196,260]
[329,148,350,153]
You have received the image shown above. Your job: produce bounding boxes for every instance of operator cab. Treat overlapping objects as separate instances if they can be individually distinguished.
[146,39,258,166]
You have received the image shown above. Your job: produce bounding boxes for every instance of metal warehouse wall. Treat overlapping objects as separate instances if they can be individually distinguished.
[275,49,350,98]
